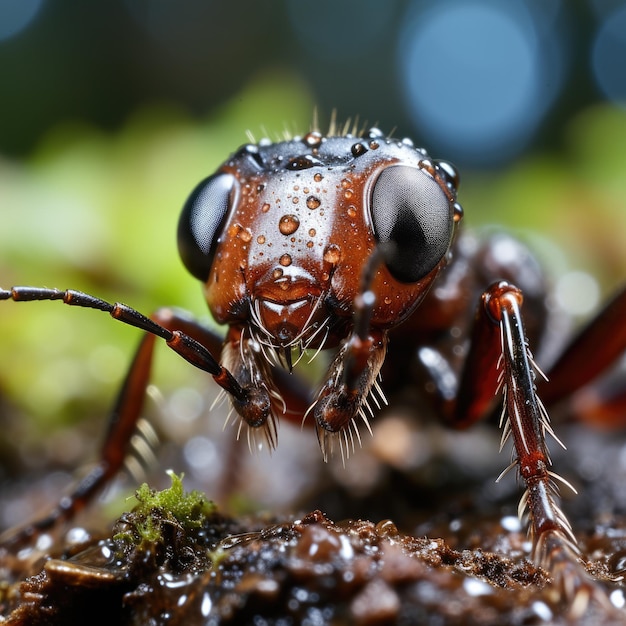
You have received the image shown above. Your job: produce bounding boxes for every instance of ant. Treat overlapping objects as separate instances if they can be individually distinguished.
[2,123,626,611]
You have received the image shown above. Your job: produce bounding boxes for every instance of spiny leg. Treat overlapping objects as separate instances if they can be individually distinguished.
[309,249,389,461]
[419,279,613,610]
[483,281,608,612]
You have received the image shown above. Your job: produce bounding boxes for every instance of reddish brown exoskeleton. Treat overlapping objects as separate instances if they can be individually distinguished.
[2,124,626,607]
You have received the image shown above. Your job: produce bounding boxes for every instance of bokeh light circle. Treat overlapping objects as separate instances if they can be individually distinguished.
[591,4,626,105]
[0,0,44,42]
[397,1,559,166]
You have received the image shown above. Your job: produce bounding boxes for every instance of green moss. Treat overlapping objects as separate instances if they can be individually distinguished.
[135,471,214,524]
[116,471,215,545]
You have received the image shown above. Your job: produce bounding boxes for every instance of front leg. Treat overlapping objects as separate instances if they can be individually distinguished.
[310,287,389,462]
[475,282,605,609]
[482,285,578,557]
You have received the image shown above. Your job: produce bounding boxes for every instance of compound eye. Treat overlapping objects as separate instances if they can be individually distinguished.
[371,165,454,283]
[177,173,236,282]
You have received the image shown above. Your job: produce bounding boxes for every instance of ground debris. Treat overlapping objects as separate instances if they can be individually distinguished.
[2,475,625,626]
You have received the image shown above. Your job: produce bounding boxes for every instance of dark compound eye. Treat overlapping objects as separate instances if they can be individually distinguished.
[371,165,454,283]
[177,172,236,282]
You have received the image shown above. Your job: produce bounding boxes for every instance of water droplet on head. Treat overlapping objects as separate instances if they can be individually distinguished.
[272,268,283,279]
[306,196,321,210]
[308,228,316,237]
[302,131,323,149]
[453,202,464,222]
[323,244,342,265]
[279,214,300,235]
[279,254,292,267]
[314,173,324,182]
[351,142,368,157]
[286,155,322,171]
[365,128,384,140]
[262,202,271,213]
[257,235,266,244]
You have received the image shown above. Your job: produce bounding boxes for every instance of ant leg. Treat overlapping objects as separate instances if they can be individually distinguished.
[310,250,389,461]
[1,288,274,427]
[0,290,284,546]
[452,281,608,608]
[0,328,159,548]
[168,309,314,419]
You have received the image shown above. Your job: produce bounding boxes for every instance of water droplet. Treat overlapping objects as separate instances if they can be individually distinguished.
[262,202,271,213]
[306,196,321,210]
[314,173,324,182]
[292,196,299,204]
[383,296,391,305]
[303,131,323,149]
[306,241,314,248]
[272,268,283,279]
[279,254,292,267]
[453,202,464,222]
[344,189,353,200]
[369,141,379,150]
[239,228,252,243]
[279,214,300,235]
[347,206,357,218]
[323,244,341,265]
[375,519,398,537]
[286,154,322,170]
[201,592,212,616]
[308,228,316,237]
[341,178,351,189]
[351,142,367,157]
[228,223,242,238]
[257,235,266,244]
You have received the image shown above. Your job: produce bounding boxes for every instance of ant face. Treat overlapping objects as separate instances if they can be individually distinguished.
[178,129,462,361]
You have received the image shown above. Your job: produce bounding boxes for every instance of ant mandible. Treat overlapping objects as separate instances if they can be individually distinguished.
[2,123,626,608]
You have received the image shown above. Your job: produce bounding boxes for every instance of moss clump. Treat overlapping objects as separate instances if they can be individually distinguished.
[116,470,215,545]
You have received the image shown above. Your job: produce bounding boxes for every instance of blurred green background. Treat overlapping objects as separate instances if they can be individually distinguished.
[0,1,626,506]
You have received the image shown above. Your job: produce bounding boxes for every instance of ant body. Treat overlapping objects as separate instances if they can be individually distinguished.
[2,124,626,611]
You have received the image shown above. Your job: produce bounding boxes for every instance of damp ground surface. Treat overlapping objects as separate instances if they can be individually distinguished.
[2,406,626,625]
[1,471,626,626]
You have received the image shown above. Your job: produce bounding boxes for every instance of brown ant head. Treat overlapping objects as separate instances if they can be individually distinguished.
[177,128,462,359]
